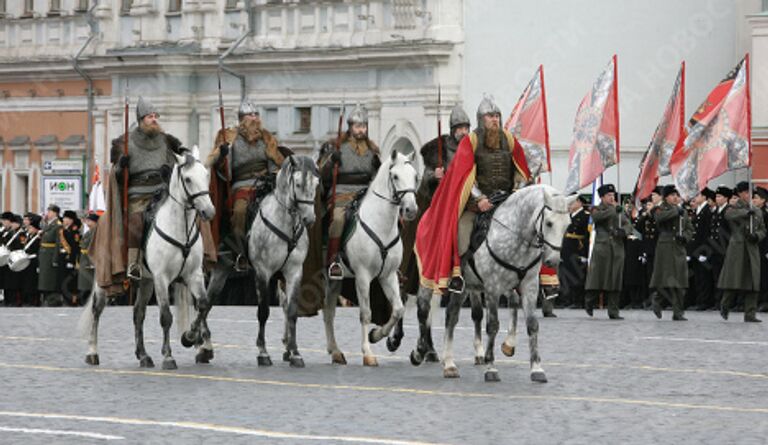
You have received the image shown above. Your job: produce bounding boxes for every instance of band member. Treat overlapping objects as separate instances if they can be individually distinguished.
[39,205,63,307]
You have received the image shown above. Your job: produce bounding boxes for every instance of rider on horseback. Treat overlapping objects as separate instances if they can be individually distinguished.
[112,97,191,280]
[207,99,285,270]
[415,96,530,294]
[320,104,381,280]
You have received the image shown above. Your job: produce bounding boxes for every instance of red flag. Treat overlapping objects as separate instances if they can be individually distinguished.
[670,55,751,200]
[505,65,551,176]
[633,62,686,206]
[565,55,620,194]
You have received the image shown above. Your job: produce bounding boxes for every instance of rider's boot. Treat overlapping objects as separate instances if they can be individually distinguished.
[327,237,343,281]
[127,248,142,281]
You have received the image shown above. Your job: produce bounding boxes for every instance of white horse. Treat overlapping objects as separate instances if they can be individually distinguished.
[246,155,319,368]
[324,150,419,366]
[79,146,215,369]
[411,185,574,382]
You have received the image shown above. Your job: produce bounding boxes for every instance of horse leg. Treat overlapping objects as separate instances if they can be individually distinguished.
[356,273,378,366]
[133,278,155,368]
[255,274,272,367]
[83,286,107,366]
[323,280,346,365]
[501,295,518,357]
[442,290,463,378]
[483,293,501,382]
[282,276,305,368]
[470,291,485,365]
[409,286,433,366]
[369,273,405,343]
[423,292,441,362]
[205,264,230,304]
[189,275,214,364]
[386,317,405,353]
[156,280,176,370]
[522,281,547,383]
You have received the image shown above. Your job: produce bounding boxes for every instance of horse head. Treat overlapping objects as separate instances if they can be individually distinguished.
[387,150,419,221]
[171,145,215,221]
[538,186,577,268]
[277,155,319,226]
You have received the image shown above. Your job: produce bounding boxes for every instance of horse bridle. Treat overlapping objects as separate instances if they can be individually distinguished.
[151,158,208,282]
[372,162,416,206]
[262,166,318,271]
[529,204,567,252]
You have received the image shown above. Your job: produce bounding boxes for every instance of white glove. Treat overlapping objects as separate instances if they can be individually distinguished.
[686,256,691,262]
[579,256,588,264]
[66,263,74,269]
[698,255,707,263]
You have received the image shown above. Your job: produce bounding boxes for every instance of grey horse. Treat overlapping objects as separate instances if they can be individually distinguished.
[80,146,216,369]
[411,184,574,382]
[246,155,319,368]
[324,150,419,366]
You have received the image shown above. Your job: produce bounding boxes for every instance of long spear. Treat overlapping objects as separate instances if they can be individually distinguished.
[329,101,345,212]
[122,82,130,300]
[436,85,443,169]
[217,70,232,204]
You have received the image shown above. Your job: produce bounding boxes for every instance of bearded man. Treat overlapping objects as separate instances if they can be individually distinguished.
[415,96,530,294]
[207,100,285,269]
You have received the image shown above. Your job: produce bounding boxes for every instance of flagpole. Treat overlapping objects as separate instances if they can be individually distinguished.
[746,53,754,234]
[613,54,621,225]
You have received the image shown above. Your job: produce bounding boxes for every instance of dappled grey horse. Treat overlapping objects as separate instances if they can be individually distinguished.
[411,185,574,382]
[246,155,319,368]
[80,146,215,369]
[324,150,419,366]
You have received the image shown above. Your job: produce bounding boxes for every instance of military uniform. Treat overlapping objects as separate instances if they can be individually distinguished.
[21,223,41,306]
[621,210,646,309]
[636,204,659,305]
[77,227,95,296]
[690,198,714,309]
[3,224,24,306]
[585,185,633,319]
[38,217,63,306]
[59,219,81,305]
[649,197,694,319]
[718,195,766,322]
[759,203,768,312]
[558,205,589,308]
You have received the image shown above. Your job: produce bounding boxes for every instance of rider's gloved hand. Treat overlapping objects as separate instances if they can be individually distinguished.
[160,164,172,183]
[118,154,130,169]
[218,143,230,158]
[330,150,342,165]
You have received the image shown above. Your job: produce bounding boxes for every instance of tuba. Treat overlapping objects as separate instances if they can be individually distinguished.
[0,230,21,266]
[8,250,33,272]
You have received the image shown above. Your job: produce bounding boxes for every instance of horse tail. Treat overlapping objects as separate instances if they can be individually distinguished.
[174,284,192,337]
[77,284,97,340]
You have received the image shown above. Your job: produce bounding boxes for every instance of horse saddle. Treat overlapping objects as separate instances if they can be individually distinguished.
[245,174,278,231]
[467,190,511,257]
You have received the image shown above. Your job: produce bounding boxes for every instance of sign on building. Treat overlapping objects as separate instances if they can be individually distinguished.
[43,159,84,176]
[41,177,82,212]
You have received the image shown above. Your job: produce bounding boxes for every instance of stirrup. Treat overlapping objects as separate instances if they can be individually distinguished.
[234,253,250,272]
[328,262,344,281]
[127,263,142,281]
[448,276,465,294]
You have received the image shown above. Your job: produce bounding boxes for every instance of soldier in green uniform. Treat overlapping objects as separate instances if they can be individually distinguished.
[321,104,381,280]
[585,184,633,320]
[719,181,766,322]
[38,204,63,307]
[77,213,99,300]
[649,185,694,321]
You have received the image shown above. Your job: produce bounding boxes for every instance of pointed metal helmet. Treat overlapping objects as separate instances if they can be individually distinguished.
[475,95,501,124]
[238,100,259,120]
[346,104,368,126]
[136,96,160,122]
[449,104,470,129]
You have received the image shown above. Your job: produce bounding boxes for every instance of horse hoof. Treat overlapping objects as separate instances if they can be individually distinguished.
[331,352,347,365]
[180,331,196,349]
[162,358,177,370]
[139,356,155,368]
[474,356,485,366]
[282,351,291,362]
[443,366,460,378]
[363,356,379,367]
[85,354,100,366]
[386,336,402,352]
[409,350,424,367]
[424,351,440,363]
[484,370,501,382]
[501,342,515,357]
[195,349,214,364]
[257,355,273,367]
[289,356,305,368]
[368,328,382,344]
[531,371,548,383]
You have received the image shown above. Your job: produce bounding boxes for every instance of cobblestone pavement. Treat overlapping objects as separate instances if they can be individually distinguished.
[0,304,766,445]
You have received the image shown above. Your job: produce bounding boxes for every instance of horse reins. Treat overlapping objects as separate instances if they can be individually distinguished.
[151,159,209,283]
